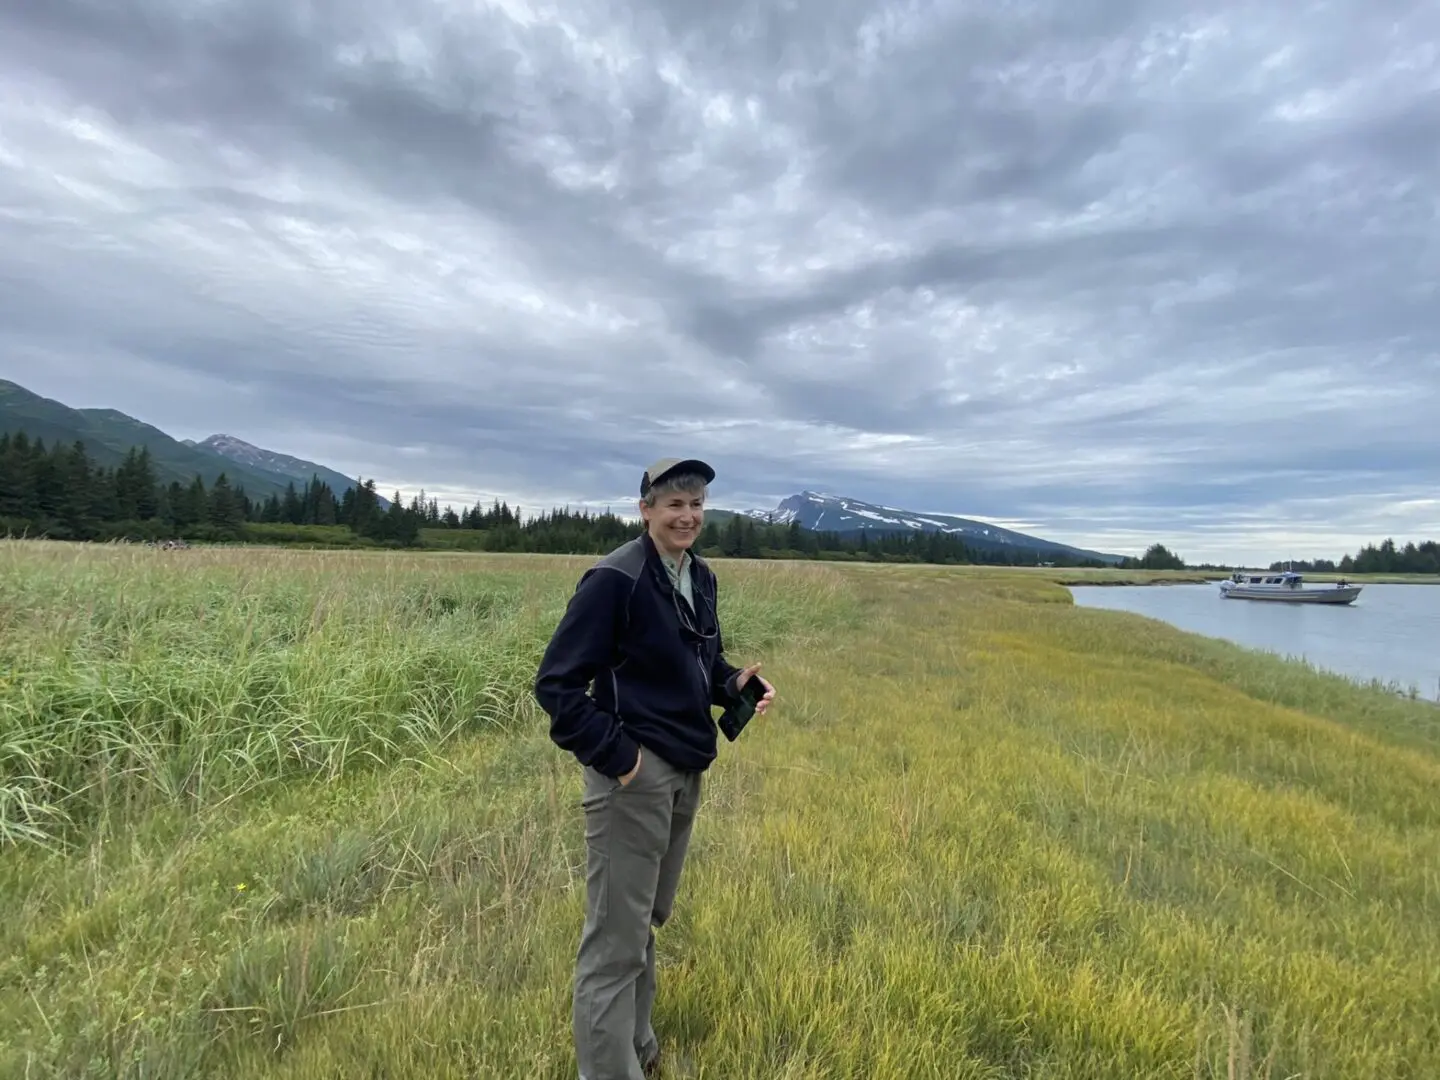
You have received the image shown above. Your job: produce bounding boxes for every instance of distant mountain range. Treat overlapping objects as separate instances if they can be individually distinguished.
[3,377,1115,561]
[741,491,1124,564]
[0,378,377,504]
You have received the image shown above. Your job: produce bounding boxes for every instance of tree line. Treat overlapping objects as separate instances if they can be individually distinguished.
[0,431,421,545]
[1271,538,1440,576]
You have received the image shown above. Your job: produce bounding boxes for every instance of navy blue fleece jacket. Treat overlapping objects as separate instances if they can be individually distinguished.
[533,533,745,776]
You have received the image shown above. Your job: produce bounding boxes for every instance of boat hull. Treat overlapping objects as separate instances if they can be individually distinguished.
[1220,585,1361,605]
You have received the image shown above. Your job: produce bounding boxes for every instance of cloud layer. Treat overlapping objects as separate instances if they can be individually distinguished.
[2,0,1438,563]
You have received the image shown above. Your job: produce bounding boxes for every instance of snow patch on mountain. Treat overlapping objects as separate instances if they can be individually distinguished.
[742,491,1121,563]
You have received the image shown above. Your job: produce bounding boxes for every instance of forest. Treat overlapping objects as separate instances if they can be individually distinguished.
[1271,539,1440,576]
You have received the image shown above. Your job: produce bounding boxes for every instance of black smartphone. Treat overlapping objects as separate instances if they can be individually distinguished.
[745,673,769,704]
[718,675,767,741]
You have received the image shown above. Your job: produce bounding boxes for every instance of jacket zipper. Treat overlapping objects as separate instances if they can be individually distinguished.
[657,557,712,711]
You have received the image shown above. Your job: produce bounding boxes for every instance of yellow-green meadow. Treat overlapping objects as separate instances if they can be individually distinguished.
[2,541,1436,1078]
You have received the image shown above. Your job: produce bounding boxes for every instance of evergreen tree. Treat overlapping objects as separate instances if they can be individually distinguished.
[282,482,303,525]
[383,493,421,546]
[786,519,804,553]
[55,441,98,538]
[113,447,150,521]
[155,484,176,532]
[31,440,63,523]
[313,482,338,526]
[0,433,26,519]
[739,516,762,558]
[348,479,382,536]
[178,477,207,530]
[721,513,743,556]
[134,447,159,519]
[208,474,245,533]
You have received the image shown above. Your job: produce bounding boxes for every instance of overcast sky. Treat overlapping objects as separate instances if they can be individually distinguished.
[2,0,1437,564]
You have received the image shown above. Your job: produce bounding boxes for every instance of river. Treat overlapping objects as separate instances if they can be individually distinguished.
[1067,582,1440,702]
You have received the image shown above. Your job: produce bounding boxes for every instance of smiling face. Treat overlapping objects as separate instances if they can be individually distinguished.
[640,476,707,558]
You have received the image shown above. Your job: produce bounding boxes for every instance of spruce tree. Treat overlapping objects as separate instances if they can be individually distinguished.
[208,474,245,533]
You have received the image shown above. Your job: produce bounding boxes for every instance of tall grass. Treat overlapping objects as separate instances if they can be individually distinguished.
[1,544,1435,1078]
[0,543,850,848]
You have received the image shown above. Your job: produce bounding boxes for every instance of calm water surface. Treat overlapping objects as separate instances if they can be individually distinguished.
[1068,582,1440,700]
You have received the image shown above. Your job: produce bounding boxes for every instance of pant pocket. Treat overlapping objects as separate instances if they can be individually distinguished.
[620,747,675,793]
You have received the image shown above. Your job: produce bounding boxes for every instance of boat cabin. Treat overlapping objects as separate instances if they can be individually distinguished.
[1228,571,1304,587]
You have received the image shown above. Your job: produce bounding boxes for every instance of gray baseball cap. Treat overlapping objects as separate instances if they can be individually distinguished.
[641,457,715,496]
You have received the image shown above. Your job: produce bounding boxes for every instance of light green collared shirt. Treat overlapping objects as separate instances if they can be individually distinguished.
[660,549,694,609]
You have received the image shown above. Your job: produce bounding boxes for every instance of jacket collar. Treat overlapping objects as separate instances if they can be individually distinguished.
[638,531,670,594]
[638,531,713,633]
[640,530,708,586]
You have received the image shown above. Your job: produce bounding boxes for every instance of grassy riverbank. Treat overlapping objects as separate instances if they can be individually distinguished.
[2,543,1436,1078]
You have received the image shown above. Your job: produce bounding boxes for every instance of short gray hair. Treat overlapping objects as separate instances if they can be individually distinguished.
[641,471,709,507]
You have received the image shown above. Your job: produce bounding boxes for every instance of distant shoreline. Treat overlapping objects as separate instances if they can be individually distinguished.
[1054,572,1440,587]
[1054,575,1220,587]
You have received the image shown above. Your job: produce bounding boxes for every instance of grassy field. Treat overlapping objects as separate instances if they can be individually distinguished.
[1,541,1437,1078]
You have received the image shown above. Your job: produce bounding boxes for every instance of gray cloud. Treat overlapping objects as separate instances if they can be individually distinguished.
[2,0,1439,564]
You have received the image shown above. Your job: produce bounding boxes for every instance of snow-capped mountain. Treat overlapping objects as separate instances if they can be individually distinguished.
[182,434,380,504]
[744,491,1122,564]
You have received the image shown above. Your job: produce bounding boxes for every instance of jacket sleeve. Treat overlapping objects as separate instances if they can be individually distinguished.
[533,566,641,778]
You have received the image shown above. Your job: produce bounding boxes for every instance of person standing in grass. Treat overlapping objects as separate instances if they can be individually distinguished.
[534,457,775,1080]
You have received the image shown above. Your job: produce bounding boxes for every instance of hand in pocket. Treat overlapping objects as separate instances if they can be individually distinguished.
[619,748,642,787]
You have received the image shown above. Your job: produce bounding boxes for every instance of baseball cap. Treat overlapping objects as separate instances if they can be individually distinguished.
[641,457,716,496]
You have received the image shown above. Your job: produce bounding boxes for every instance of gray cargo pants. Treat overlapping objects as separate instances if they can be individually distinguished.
[574,748,702,1080]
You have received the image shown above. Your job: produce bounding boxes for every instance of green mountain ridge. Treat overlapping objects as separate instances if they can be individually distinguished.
[182,432,380,507]
[0,380,349,502]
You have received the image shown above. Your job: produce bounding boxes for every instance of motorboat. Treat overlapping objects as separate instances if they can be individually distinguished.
[1219,570,1362,604]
